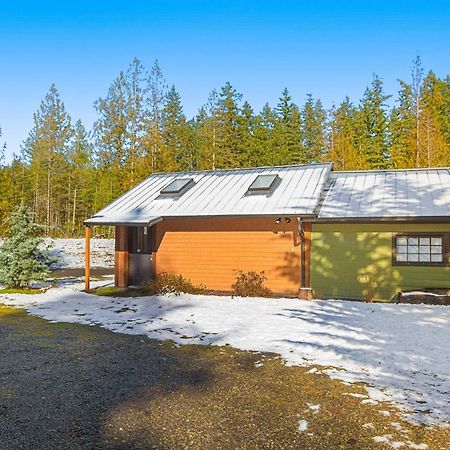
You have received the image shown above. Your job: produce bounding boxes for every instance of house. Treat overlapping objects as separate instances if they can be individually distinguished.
[84,164,450,300]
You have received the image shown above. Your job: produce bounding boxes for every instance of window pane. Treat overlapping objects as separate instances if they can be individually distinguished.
[397,245,408,254]
[419,245,431,254]
[431,237,442,245]
[431,254,443,262]
[408,237,419,245]
[419,253,431,262]
[160,178,193,194]
[397,237,407,246]
[407,254,419,262]
[419,237,431,245]
[431,245,442,254]
[408,245,419,254]
[248,174,279,192]
[396,254,407,262]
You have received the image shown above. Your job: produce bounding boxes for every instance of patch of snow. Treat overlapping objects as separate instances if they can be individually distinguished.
[2,281,450,425]
[361,399,379,405]
[297,419,308,432]
[373,435,405,449]
[306,403,320,413]
[46,239,114,269]
[343,392,368,399]
[373,435,428,450]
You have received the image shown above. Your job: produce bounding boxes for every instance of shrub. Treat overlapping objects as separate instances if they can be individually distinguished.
[144,272,206,296]
[0,205,54,289]
[231,270,272,297]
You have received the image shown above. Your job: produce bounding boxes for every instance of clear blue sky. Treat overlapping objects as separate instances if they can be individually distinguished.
[1,0,449,160]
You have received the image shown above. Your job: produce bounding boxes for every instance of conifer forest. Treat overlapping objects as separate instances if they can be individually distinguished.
[0,57,449,236]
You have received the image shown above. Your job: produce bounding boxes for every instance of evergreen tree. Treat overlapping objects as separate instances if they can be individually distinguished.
[251,103,276,166]
[418,71,450,166]
[145,60,167,171]
[67,120,95,235]
[326,98,360,170]
[216,82,243,168]
[93,71,128,201]
[301,94,327,162]
[356,75,390,169]
[236,100,258,167]
[162,86,197,171]
[0,205,52,288]
[273,88,302,164]
[390,81,416,168]
[194,90,220,169]
[22,85,73,233]
[124,58,148,187]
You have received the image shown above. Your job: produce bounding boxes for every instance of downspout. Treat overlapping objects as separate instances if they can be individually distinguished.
[297,217,305,289]
[297,217,313,300]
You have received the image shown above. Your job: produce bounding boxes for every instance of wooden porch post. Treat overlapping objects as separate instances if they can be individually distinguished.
[85,225,91,292]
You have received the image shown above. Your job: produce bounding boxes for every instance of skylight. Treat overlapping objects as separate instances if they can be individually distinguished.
[160,178,194,195]
[247,174,280,193]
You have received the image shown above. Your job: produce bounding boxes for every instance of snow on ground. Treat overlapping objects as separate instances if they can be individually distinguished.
[1,279,450,426]
[47,239,114,269]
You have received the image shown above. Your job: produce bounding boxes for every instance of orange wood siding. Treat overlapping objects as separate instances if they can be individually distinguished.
[153,218,301,294]
[115,226,129,287]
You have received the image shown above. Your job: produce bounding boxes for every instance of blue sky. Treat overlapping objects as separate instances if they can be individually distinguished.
[1,1,449,160]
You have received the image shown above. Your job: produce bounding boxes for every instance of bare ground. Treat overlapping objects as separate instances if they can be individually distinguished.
[0,304,448,450]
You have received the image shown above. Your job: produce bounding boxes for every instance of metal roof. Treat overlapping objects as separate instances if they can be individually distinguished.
[317,168,450,219]
[85,163,332,225]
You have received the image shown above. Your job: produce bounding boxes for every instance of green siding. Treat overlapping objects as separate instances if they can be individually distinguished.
[311,223,450,300]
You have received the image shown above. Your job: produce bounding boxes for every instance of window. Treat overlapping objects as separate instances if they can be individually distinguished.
[393,234,447,265]
[160,178,194,195]
[247,174,280,194]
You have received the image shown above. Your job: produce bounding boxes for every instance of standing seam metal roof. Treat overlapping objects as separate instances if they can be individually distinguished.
[85,163,332,225]
[317,168,450,219]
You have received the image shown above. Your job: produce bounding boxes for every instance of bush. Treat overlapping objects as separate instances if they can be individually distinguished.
[231,270,272,297]
[144,272,206,296]
[0,205,54,289]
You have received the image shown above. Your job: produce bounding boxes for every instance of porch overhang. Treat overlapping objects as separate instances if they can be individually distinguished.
[84,215,163,227]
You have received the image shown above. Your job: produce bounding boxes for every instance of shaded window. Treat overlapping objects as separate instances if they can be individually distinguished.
[393,234,447,265]
[129,227,153,254]
[160,178,194,195]
[247,174,280,194]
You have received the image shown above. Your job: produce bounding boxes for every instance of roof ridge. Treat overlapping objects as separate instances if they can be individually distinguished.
[147,162,332,177]
[332,167,450,175]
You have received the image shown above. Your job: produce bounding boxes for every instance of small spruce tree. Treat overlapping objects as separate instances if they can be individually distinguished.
[0,205,52,289]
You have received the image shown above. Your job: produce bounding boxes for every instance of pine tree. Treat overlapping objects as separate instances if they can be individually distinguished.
[216,82,243,168]
[161,86,193,170]
[124,58,148,187]
[418,71,450,166]
[22,85,73,234]
[273,88,302,164]
[145,60,167,171]
[356,75,390,169]
[301,94,327,162]
[0,205,52,288]
[194,90,220,169]
[326,98,360,170]
[236,100,257,167]
[93,71,128,204]
[251,103,276,166]
[67,120,95,235]
[390,81,416,168]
